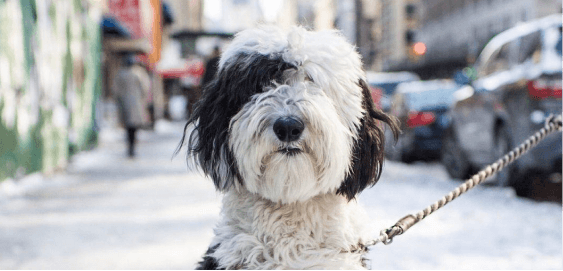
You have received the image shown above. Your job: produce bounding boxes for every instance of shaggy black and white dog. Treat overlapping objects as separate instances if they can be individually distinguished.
[179,26,399,269]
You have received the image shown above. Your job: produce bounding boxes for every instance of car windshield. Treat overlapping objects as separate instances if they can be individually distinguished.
[404,85,460,112]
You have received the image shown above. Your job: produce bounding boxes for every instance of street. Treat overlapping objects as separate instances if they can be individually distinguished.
[0,121,561,269]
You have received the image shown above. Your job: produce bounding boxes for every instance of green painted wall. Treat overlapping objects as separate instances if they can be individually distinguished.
[0,0,102,181]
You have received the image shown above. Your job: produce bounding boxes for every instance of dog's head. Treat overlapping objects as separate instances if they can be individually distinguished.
[179,26,399,204]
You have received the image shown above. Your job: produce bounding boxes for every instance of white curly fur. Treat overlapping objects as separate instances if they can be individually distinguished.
[209,189,373,269]
[193,26,381,269]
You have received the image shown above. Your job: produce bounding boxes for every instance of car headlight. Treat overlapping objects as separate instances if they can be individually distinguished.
[530,110,546,124]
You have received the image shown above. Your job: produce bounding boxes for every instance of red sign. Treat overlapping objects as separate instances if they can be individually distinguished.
[108,0,143,38]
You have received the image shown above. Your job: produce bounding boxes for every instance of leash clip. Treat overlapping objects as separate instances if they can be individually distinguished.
[382,227,395,245]
[382,215,418,245]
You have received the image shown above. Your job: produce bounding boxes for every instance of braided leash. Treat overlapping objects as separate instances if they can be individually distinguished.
[366,114,563,247]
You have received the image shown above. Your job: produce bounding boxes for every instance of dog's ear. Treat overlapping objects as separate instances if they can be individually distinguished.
[177,74,242,192]
[337,79,400,200]
[176,53,294,191]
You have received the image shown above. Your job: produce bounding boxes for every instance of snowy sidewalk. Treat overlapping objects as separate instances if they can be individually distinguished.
[0,120,561,269]
[0,121,221,269]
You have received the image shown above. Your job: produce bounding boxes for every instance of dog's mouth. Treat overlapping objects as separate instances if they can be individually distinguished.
[277,147,302,156]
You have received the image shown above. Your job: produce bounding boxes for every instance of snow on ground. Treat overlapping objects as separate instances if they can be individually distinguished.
[362,161,562,269]
[0,120,561,269]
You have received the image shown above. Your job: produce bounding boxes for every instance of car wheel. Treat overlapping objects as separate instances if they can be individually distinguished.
[441,126,470,180]
[400,148,415,164]
[514,170,562,202]
[487,125,513,187]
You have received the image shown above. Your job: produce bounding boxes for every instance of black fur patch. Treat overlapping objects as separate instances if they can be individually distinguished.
[195,244,223,270]
[177,53,295,191]
[337,79,400,200]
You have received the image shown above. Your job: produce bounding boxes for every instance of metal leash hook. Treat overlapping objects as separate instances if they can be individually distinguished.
[367,214,417,246]
[366,114,562,247]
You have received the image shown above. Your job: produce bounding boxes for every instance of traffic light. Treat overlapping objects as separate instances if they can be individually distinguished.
[412,42,426,56]
[405,4,417,20]
[405,30,415,45]
[404,1,422,61]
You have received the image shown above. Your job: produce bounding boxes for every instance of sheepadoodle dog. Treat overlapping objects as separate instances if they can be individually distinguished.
[179,26,399,269]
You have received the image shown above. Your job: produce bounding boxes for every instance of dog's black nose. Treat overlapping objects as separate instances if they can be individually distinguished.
[273,117,304,142]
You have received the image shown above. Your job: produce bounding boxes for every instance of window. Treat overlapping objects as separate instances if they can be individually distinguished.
[482,42,512,76]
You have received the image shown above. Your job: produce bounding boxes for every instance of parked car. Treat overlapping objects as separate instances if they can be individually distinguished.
[366,71,420,111]
[441,14,562,196]
[385,79,461,162]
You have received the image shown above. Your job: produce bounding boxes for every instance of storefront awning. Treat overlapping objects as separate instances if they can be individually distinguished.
[162,2,174,26]
[102,16,130,38]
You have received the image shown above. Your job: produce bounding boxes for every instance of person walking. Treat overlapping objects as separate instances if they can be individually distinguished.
[113,55,150,158]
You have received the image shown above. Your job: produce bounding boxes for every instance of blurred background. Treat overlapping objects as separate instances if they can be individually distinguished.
[0,0,561,269]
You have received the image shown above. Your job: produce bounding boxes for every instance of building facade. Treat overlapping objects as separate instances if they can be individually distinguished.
[166,0,203,32]
[374,0,421,72]
[377,0,562,78]
[303,0,380,69]
[0,0,103,181]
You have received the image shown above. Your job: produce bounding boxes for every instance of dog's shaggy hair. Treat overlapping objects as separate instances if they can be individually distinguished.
[179,26,399,269]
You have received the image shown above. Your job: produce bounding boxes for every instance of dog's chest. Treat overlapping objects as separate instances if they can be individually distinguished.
[209,191,372,269]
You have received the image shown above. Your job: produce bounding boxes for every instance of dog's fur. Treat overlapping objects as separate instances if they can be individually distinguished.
[179,26,399,269]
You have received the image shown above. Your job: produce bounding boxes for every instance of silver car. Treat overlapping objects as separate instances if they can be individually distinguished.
[441,14,562,197]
